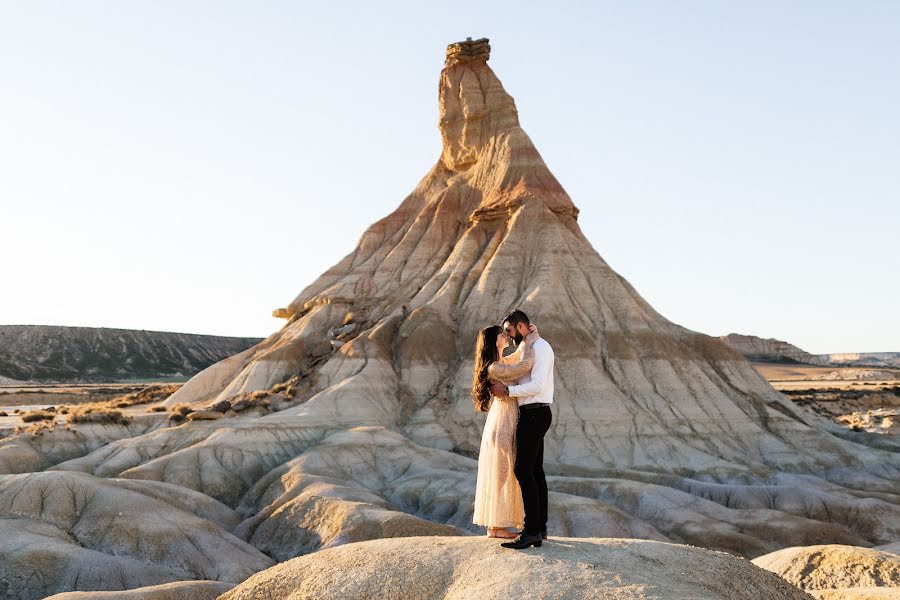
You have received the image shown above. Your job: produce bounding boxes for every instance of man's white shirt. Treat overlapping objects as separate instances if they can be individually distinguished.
[508,337,555,406]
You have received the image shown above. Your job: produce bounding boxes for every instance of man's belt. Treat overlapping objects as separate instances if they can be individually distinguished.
[519,402,550,412]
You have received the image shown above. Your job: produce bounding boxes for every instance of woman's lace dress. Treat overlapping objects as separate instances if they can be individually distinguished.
[472,335,537,530]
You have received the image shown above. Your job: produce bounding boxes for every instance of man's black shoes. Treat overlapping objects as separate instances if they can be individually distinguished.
[500,532,543,549]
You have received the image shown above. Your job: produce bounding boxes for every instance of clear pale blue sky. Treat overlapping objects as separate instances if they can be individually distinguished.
[1,1,897,354]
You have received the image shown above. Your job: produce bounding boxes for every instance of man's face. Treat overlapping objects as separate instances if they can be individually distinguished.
[503,321,525,345]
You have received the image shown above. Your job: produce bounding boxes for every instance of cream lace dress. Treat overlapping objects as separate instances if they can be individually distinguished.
[472,335,537,530]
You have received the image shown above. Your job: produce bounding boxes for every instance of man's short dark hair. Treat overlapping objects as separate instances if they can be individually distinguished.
[504,309,530,327]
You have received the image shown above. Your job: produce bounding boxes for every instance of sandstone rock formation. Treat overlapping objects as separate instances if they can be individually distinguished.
[0,419,166,474]
[0,325,262,382]
[221,536,814,600]
[753,544,900,599]
[0,471,272,599]
[1,37,898,597]
[155,36,899,550]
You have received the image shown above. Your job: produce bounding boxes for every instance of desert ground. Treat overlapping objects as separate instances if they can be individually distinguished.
[755,363,900,390]
[5,363,898,437]
[753,363,900,435]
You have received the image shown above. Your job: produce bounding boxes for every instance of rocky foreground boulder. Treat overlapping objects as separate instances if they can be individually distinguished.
[221,536,814,600]
[43,581,235,600]
[753,544,900,599]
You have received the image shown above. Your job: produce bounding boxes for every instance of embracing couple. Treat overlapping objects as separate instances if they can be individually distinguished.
[472,309,554,550]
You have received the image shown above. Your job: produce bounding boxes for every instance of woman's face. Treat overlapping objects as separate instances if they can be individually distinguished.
[495,331,509,353]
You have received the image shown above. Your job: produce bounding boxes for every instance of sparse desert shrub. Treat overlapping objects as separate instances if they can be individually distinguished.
[208,400,231,413]
[49,383,182,425]
[171,403,194,415]
[250,390,269,400]
[0,411,7,417]
[148,405,167,412]
[67,408,131,425]
[22,410,54,423]
[229,394,273,413]
[168,412,186,423]
[26,421,56,435]
[270,374,302,399]
[230,398,252,412]
[99,383,182,410]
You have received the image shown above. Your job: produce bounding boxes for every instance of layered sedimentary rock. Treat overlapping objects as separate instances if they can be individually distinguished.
[3,37,899,597]
[0,325,262,382]
[167,37,898,490]
[0,471,272,600]
[67,34,900,552]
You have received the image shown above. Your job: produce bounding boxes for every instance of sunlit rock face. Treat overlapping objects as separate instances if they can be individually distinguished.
[169,38,898,483]
[1,37,898,599]
[753,544,900,599]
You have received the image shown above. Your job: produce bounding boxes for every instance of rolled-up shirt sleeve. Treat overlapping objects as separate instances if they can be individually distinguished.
[508,343,551,398]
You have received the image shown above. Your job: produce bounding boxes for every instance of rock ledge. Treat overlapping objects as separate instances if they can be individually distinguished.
[222,536,813,600]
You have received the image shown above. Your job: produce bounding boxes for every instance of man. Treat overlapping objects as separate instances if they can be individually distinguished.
[490,309,554,549]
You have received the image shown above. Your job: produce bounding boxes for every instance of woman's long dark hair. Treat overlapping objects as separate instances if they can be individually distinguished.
[472,325,502,412]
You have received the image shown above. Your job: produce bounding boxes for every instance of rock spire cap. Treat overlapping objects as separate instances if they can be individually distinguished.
[445,37,490,67]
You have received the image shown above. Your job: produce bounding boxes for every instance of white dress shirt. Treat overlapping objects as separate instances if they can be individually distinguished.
[508,337,554,406]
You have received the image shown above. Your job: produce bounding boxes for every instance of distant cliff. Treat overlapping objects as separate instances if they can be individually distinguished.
[720,333,900,368]
[718,334,825,365]
[0,325,263,382]
[822,352,900,368]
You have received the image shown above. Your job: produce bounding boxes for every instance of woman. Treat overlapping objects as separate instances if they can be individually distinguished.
[471,323,539,538]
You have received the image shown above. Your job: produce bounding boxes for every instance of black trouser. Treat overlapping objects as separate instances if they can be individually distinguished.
[514,403,552,535]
